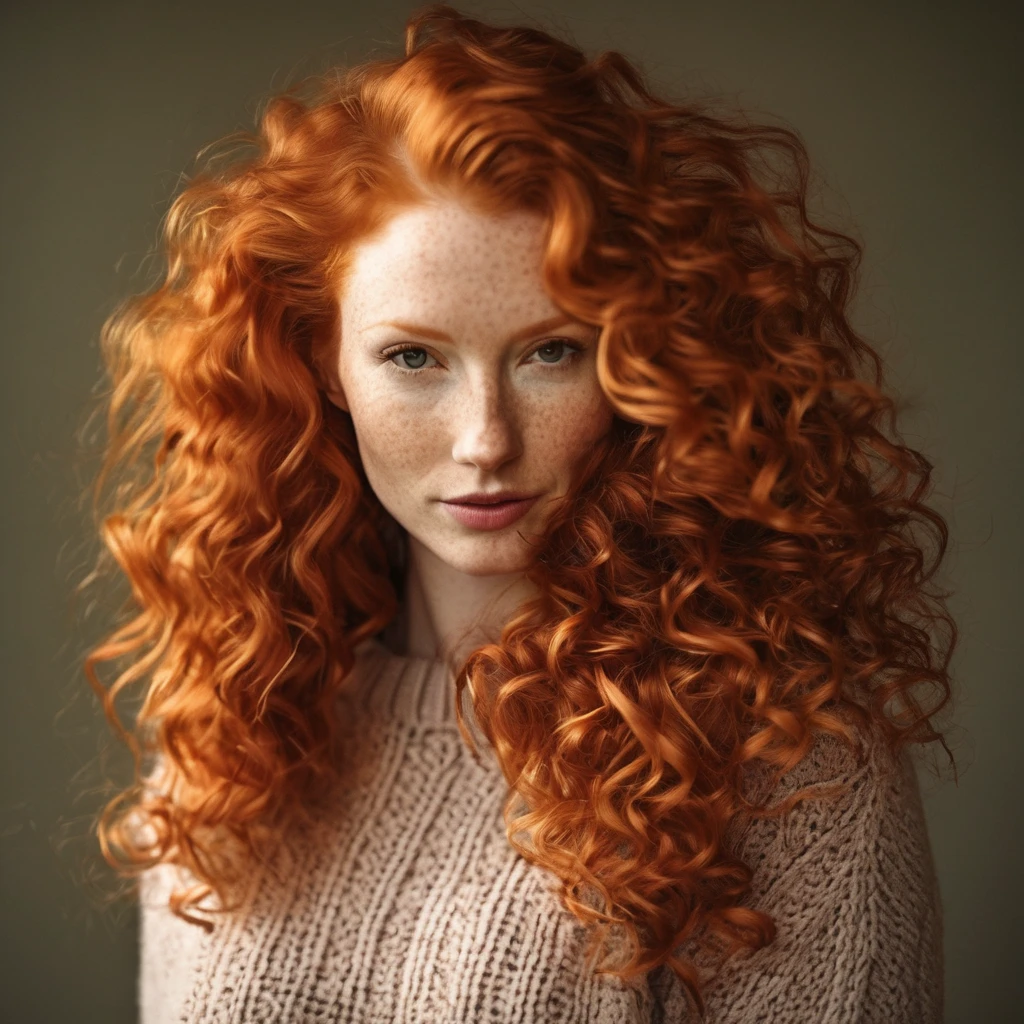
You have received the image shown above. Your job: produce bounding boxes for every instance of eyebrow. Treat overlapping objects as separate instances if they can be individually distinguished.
[362,313,578,344]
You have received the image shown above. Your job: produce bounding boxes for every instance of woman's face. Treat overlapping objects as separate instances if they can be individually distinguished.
[327,196,615,577]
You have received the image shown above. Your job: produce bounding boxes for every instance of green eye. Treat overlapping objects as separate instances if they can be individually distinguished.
[387,346,432,370]
[535,341,567,363]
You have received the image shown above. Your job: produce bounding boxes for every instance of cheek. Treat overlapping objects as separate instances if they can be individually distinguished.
[348,393,438,493]
[526,384,615,468]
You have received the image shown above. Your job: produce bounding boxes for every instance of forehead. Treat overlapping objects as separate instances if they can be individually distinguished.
[339,199,557,326]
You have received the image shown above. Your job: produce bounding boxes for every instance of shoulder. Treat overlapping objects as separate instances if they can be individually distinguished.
[653,720,944,1022]
[137,861,212,1024]
[734,718,923,875]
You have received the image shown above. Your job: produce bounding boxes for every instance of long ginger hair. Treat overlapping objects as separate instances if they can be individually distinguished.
[79,4,958,1014]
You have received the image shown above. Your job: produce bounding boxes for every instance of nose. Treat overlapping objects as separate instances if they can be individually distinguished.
[449,373,523,472]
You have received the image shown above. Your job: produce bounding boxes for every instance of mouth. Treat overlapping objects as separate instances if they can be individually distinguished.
[440,494,540,531]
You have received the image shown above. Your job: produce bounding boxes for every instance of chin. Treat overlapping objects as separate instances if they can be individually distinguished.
[441,542,534,577]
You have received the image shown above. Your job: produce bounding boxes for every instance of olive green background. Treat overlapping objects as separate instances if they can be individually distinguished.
[2,1,1019,1020]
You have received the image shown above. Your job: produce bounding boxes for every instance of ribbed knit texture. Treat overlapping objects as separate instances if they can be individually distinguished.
[138,636,944,1023]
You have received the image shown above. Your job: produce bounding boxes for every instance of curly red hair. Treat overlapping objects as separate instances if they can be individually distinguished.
[79,4,958,1014]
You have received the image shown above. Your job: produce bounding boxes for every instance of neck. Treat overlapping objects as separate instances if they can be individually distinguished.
[401,535,538,668]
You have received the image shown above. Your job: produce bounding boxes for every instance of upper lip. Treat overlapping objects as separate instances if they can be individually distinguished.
[443,490,538,505]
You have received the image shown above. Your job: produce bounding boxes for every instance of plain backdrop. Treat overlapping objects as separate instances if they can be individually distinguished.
[2,1,1020,1021]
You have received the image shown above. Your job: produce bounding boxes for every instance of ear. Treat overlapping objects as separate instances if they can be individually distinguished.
[324,379,350,413]
[315,348,350,413]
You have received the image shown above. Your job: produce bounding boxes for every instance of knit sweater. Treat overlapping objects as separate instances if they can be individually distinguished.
[138,635,944,1023]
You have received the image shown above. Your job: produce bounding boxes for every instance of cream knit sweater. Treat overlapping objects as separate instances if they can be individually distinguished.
[138,636,944,1023]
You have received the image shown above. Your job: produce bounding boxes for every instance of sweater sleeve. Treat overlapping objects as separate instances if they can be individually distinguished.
[133,755,211,1024]
[137,860,210,1024]
[650,725,945,1023]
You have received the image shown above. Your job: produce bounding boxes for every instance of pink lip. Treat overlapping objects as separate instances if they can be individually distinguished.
[441,495,540,531]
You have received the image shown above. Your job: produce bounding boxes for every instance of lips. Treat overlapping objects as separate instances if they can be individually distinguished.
[441,494,540,531]
[444,491,536,505]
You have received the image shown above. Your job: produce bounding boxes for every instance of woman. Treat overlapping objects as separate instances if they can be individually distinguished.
[81,5,956,1021]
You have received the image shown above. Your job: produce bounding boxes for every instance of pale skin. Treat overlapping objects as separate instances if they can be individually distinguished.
[324,196,616,667]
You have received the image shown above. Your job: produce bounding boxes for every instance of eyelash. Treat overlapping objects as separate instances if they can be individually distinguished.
[380,338,587,375]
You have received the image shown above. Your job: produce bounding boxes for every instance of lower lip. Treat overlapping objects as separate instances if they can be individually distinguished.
[442,496,540,530]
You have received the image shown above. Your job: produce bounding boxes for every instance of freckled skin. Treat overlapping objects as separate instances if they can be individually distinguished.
[327,197,615,583]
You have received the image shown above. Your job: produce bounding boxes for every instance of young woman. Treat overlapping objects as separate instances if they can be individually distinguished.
[82,5,956,1021]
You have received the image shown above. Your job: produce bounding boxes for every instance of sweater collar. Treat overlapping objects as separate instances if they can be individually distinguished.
[354,635,461,727]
